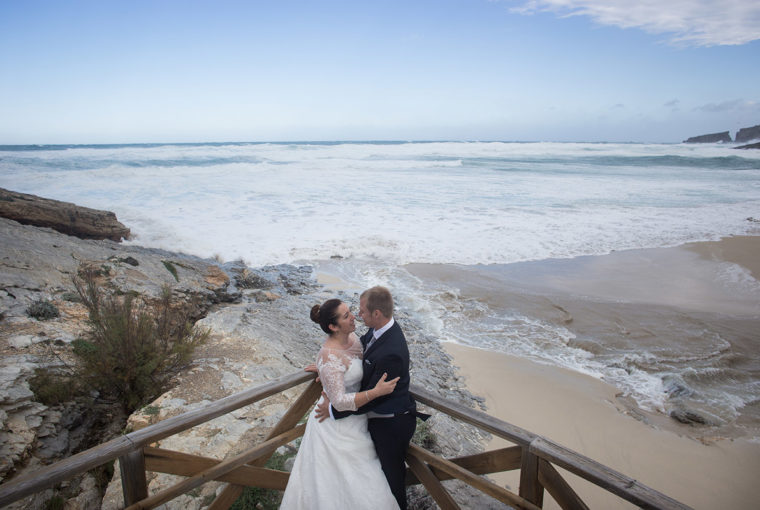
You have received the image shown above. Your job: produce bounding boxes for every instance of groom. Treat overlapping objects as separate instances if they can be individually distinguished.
[315,285,418,510]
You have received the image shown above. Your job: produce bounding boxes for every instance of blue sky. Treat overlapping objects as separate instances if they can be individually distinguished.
[1,0,759,144]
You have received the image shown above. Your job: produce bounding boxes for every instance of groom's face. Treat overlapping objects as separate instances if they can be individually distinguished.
[358,297,376,329]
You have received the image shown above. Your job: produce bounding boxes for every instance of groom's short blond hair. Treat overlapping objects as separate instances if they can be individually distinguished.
[361,286,394,319]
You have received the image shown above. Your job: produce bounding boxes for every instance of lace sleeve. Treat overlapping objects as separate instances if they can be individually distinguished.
[316,349,358,412]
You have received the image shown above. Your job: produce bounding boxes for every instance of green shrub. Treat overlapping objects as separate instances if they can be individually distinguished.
[26,299,60,320]
[28,368,77,406]
[162,260,179,281]
[412,417,436,450]
[91,460,115,491]
[61,291,82,303]
[43,495,65,510]
[230,451,291,510]
[73,268,209,412]
[142,405,160,416]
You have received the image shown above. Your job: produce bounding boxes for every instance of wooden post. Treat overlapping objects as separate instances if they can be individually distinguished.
[119,449,148,506]
[519,443,544,508]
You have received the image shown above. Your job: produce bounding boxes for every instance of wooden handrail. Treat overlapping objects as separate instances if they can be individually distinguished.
[409,384,692,510]
[0,370,315,507]
[410,384,537,446]
[529,437,691,510]
[0,372,692,510]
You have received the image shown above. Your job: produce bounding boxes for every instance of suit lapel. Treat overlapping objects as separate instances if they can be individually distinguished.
[363,322,394,359]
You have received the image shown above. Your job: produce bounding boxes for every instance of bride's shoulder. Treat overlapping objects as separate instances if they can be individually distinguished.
[348,333,363,353]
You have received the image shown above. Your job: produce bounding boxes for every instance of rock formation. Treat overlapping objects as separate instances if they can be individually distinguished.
[0,215,239,508]
[0,188,130,242]
[684,131,732,143]
[735,124,760,143]
[0,213,490,509]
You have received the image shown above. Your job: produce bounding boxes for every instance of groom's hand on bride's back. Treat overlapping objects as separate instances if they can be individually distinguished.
[314,391,331,422]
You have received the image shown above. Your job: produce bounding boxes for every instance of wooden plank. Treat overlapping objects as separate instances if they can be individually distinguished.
[538,459,589,510]
[410,385,536,446]
[406,453,461,510]
[125,424,306,510]
[119,449,149,506]
[209,379,322,509]
[530,437,693,510]
[0,370,314,508]
[405,446,523,485]
[206,486,243,510]
[519,444,544,507]
[407,444,542,510]
[144,447,289,489]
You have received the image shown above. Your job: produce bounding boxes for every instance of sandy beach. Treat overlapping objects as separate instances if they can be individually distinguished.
[446,343,760,509]
[416,237,760,509]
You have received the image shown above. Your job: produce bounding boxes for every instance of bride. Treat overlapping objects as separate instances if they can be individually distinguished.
[280,298,401,509]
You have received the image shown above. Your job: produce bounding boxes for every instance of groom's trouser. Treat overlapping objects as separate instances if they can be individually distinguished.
[368,413,417,510]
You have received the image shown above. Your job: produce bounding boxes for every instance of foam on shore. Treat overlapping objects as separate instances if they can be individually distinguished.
[429,237,760,509]
[405,236,760,438]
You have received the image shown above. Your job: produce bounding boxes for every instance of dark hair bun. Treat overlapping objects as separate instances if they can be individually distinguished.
[310,304,321,324]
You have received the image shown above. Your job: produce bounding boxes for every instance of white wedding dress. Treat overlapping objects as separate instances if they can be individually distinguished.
[280,336,399,509]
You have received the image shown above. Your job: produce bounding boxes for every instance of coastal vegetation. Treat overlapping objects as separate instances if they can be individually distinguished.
[70,266,210,412]
[28,266,210,414]
[26,298,60,320]
[231,451,291,510]
[162,260,179,281]
[412,417,437,451]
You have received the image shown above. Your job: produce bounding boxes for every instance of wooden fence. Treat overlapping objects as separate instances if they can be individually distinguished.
[0,370,692,510]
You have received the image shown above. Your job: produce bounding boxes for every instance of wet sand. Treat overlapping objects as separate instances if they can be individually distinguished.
[434,237,760,509]
[446,343,760,509]
[408,236,760,317]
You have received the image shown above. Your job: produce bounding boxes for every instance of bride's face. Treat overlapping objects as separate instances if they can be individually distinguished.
[331,302,356,335]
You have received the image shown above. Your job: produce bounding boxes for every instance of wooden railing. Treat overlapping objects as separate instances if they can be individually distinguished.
[0,371,692,510]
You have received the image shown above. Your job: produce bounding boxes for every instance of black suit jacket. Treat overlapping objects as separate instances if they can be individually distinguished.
[332,320,416,418]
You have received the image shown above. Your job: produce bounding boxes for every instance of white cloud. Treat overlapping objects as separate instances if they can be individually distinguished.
[512,0,760,46]
[695,99,758,113]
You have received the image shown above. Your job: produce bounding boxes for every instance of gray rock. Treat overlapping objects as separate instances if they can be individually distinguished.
[670,408,711,425]
[684,131,732,143]
[0,188,130,242]
[735,124,760,143]
[1,215,497,509]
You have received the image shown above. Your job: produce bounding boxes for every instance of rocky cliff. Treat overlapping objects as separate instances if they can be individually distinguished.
[0,203,494,508]
[684,123,760,144]
[684,131,732,143]
[735,124,760,143]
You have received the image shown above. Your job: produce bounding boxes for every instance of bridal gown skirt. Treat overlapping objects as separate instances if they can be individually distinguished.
[280,396,400,509]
